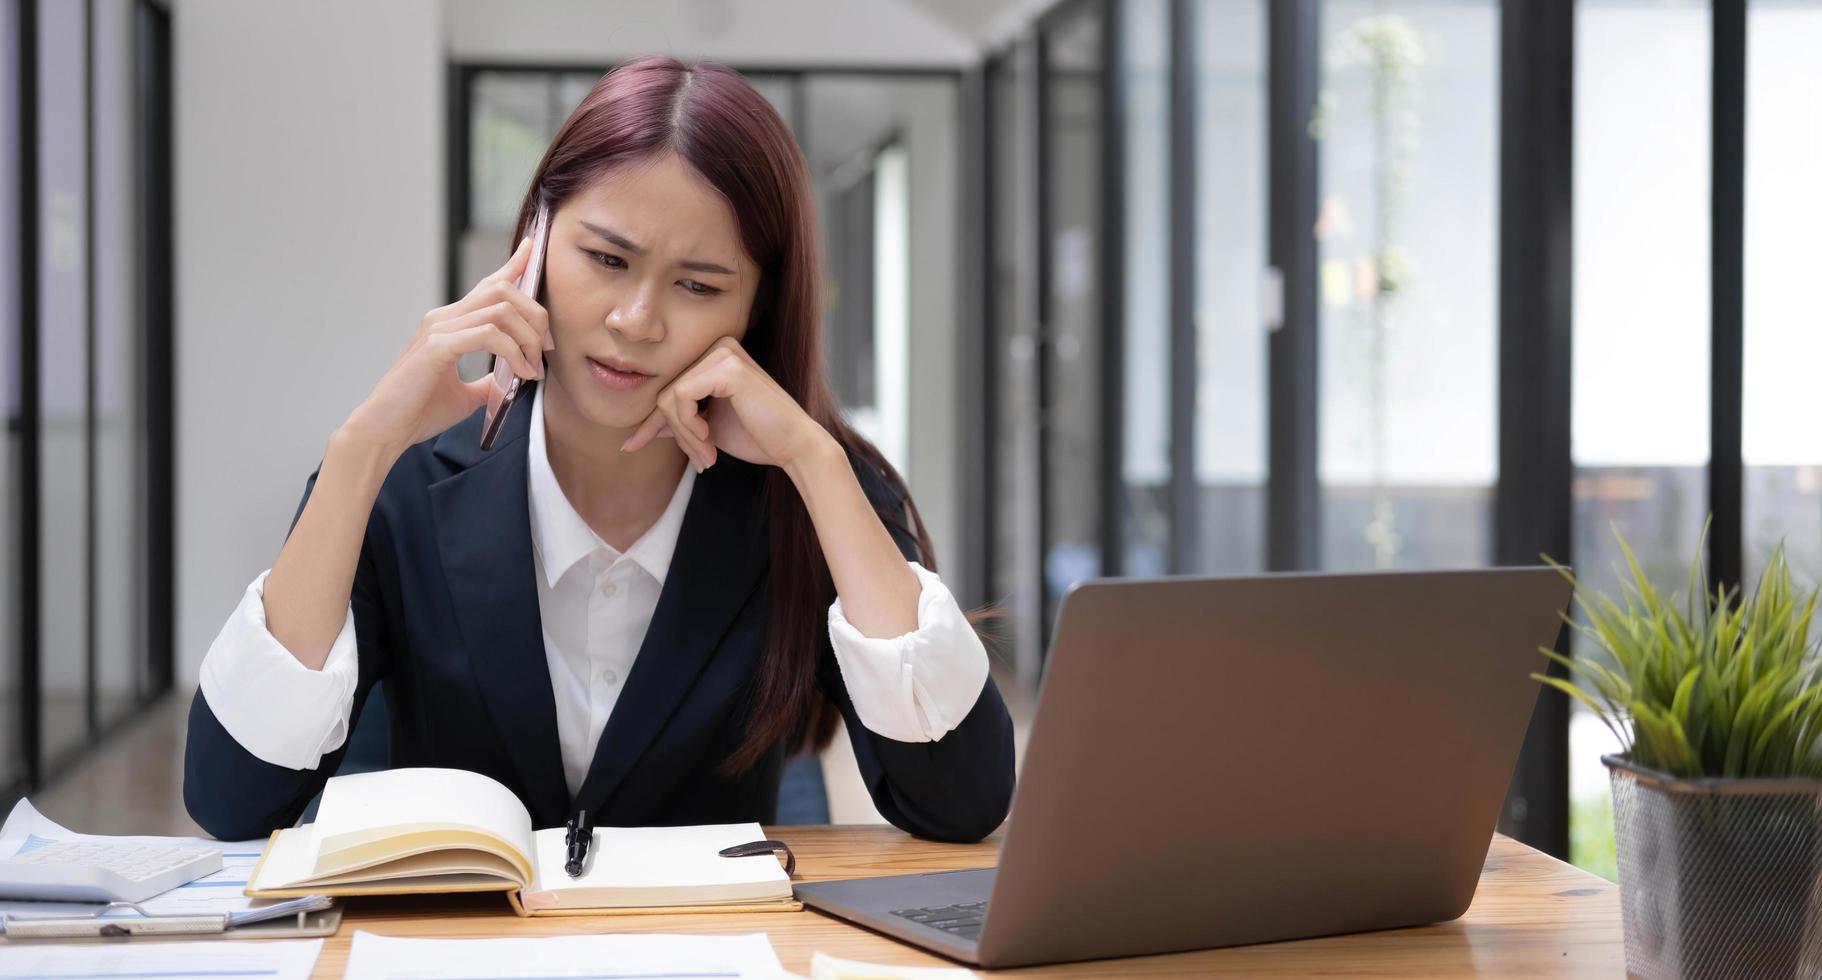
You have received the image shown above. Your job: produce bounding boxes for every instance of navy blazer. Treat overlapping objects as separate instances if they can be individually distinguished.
[184,386,1015,843]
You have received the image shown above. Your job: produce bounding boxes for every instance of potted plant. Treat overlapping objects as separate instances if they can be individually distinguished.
[1537,522,1822,979]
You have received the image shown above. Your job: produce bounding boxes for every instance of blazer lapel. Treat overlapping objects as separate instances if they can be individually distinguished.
[571,457,771,816]
[427,391,570,827]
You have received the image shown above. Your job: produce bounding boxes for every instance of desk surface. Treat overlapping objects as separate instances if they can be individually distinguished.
[314,826,1623,977]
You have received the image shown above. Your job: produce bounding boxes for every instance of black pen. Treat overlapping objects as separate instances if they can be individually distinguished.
[564,808,592,878]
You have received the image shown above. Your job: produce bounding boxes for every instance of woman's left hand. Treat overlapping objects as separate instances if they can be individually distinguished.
[619,337,830,471]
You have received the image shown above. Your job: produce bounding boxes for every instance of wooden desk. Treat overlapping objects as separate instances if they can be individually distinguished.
[313,827,1623,977]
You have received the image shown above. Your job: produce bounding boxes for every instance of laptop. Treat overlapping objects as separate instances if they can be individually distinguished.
[794,567,1571,968]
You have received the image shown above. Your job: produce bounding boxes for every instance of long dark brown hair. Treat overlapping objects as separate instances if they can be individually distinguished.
[510,56,936,771]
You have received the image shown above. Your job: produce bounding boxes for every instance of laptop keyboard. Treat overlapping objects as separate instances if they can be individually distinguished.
[890,900,987,940]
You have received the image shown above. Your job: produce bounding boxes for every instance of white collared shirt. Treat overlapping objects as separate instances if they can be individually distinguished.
[198,385,991,785]
[525,382,697,796]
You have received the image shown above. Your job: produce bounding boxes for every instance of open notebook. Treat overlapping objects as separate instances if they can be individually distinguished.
[244,768,798,916]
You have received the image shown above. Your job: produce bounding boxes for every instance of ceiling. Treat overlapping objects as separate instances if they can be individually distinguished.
[896,0,1058,50]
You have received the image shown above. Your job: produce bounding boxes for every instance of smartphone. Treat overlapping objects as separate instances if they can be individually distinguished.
[480,201,551,450]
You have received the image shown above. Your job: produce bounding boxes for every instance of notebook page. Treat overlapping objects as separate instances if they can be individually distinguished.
[312,768,533,870]
[525,823,789,900]
[250,824,319,890]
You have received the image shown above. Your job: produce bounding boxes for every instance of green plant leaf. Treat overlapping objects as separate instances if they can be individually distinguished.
[1534,518,1822,779]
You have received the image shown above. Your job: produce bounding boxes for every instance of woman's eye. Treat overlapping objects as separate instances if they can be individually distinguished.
[588,251,717,297]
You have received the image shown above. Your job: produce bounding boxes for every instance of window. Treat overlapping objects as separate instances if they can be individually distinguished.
[93,0,153,731]
[1315,0,1499,572]
[1119,0,1171,577]
[461,71,597,310]
[1571,0,1713,880]
[1192,0,1268,575]
[1743,0,1822,589]
[987,47,1048,679]
[1039,0,1108,629]
[862,141,909,474]
[38,0,93,768]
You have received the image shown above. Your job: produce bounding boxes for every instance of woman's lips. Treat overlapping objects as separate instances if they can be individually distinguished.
[588,356,653,390]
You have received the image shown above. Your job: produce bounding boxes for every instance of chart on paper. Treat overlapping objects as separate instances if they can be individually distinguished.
[341,931,786,980]
[0,938,323,980]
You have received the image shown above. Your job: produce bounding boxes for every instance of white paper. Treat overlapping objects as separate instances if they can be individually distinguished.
[0,798,270,920]
[343,930,784,980]
[809,951,979,980]
[0,937,321,979]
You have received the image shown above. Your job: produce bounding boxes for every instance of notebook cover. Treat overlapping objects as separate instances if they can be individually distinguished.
[506,889,802,917]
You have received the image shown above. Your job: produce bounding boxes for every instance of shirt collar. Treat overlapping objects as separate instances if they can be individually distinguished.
[526,382,697,590]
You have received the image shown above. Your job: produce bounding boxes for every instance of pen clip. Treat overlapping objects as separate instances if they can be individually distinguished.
[718,838,796,877]
[564,809,592,877]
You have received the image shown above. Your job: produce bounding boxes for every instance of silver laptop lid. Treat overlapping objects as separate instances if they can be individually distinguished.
[976,567,1569,966]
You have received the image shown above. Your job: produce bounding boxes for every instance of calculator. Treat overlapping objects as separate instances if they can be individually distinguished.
[0,840,223,904]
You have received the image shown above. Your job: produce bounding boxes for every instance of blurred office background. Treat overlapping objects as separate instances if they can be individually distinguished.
[4,0,1820,882]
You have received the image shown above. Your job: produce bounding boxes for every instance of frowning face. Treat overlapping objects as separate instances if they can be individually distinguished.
[540,151,762,431]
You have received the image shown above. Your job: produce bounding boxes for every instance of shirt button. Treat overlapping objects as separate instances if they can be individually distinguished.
[601,668,618,684]
[600,580,617,598]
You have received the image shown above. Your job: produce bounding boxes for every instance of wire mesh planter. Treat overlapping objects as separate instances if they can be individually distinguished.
[1607,754,1822,979]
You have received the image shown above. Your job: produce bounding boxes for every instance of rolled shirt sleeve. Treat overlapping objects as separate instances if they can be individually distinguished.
[196,568,359,771]
[825,561,990,743]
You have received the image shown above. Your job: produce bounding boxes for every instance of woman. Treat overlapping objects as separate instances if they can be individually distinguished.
[183,57,1015,844]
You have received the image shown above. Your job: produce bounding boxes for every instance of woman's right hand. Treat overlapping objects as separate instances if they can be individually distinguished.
[340,235,552,458]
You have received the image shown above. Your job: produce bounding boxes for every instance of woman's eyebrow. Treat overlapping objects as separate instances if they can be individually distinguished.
[578,220,736,276]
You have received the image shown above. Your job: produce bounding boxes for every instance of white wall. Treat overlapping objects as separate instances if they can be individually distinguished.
[174,0,446,683]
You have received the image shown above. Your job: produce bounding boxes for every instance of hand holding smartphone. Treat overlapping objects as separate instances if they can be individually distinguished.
[481,201,552,450]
